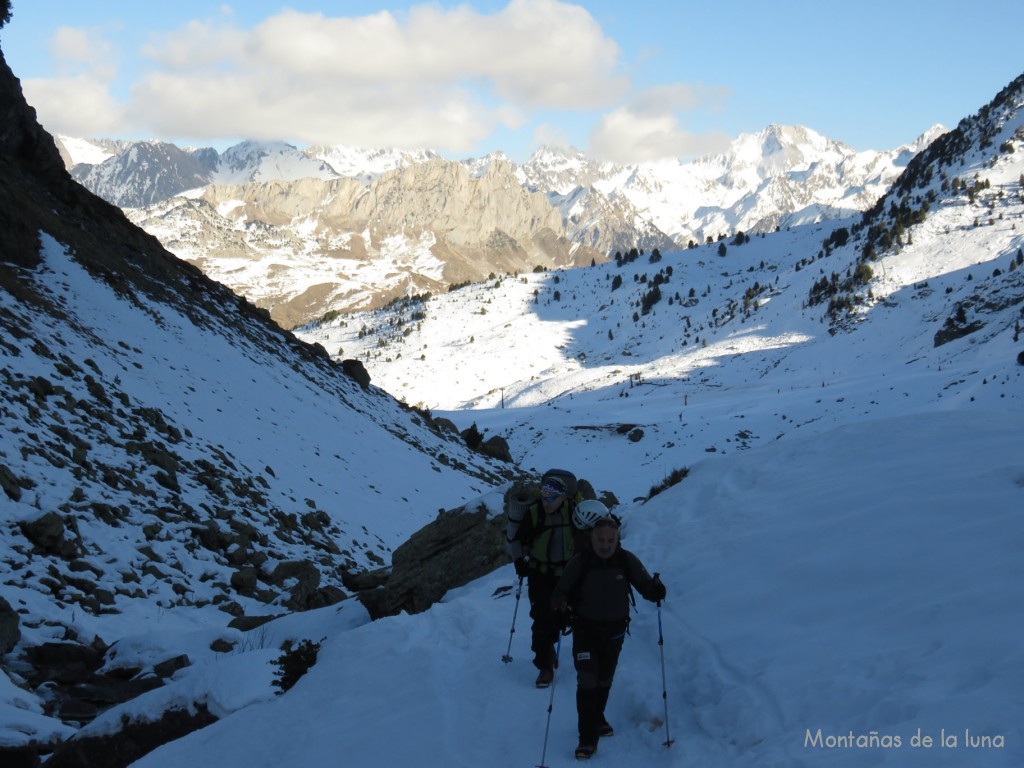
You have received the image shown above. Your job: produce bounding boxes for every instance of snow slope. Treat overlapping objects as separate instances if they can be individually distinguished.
[29,411,1020,768]
[301,212,1023,503]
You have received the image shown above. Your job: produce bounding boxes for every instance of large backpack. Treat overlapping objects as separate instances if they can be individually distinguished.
[504,469,594,557]
[566,546,637,626]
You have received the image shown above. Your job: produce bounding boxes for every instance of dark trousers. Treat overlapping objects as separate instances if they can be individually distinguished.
[571,619,626,744]
[527,571,561,670]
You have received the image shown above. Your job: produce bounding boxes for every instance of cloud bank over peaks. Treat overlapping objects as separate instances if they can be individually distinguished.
[588,82,735,163]
[26,0,636,156]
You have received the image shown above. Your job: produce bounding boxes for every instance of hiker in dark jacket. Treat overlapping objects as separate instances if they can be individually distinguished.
[551,512,666,760]
[506,469,581,688]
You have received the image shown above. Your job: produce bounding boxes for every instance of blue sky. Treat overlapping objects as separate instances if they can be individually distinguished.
[1,0,1021,163]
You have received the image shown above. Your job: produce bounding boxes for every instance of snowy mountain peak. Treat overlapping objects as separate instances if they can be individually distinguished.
[726,124,841,176]
[307,144,441,183]
[218,138,293,165]
[908,122,947,150]
[55,134,125,167]
[69,140,211,208]
[527,143,592,166]
[518,144,615,195]
[461,150,513,179]
[213,140,337,185]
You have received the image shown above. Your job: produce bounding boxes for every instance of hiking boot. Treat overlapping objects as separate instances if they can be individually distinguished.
[545,643,559,670]
[574,741,597,759]
[535,667,554,688]
[598,719,614,737]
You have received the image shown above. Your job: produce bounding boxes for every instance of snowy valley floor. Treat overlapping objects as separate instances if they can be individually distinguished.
[11,410,1016,768]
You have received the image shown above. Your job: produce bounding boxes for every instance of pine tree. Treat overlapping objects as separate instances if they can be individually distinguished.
[463,423,484,450]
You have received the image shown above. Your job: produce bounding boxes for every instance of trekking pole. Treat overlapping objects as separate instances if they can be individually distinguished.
[536,634,562,768]
[656,590,675,748]
[502,575,524,663]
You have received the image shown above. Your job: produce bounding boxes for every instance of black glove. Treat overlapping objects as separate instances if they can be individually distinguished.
[650,574,666,602]
[553,603,572,634]
[514,557,529,578]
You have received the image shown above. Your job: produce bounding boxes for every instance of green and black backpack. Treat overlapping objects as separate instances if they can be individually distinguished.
[504,468,595,560]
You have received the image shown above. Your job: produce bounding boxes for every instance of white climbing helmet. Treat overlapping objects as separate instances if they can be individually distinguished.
[573,499,609,530]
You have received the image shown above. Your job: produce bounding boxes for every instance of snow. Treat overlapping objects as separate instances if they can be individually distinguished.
[11,207,1019,764]
[0,228,507,665]
[88,121,929,326]
[0,670,76,747]
[59,412,1024,768]
[57,135,116,166]
[211,141,338,186]
[312,145,440,184]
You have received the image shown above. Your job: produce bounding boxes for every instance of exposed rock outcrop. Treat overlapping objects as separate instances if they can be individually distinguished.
[45,704,217,768]
[18,512,79,558]
[127,157,600,327]
[479,435,513,463]
[71,142,211,208]
[359,503,507,618]
[0,596,19,654]
[341,358,371,389]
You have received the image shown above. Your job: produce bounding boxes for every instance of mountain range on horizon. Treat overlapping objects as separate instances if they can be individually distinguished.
[58,122,945,329]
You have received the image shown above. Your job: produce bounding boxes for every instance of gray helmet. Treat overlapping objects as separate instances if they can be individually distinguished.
[573,499,609,530]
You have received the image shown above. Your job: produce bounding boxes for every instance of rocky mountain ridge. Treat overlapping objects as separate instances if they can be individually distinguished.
[125,156,597,328]
[60,124,941,328]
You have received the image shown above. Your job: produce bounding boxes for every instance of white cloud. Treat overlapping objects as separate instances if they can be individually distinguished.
[140,19,248,71]
[26,2,741,161]
[18,26,129,138]
[533,122,573,151]
[588,84,733,163]
[49,26,118,80]
[127,72,505,151]
[23,76,128,137]
[630,82,729,117]
[118,0,627,151]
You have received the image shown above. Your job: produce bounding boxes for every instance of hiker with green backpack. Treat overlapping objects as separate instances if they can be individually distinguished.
[551,502,666,760]
[505,468,586,688]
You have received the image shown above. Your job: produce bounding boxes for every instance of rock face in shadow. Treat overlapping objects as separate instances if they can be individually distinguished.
[44,704,217,768]
[360,503,508,618]
[355,476,605,618]
[341,358,372,389]
[479,434,513,463]
[0,49,68,187]
[0,596,19,653]
[0,45,78,272]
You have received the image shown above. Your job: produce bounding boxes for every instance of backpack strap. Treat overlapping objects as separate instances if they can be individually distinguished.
[527,500,574,573]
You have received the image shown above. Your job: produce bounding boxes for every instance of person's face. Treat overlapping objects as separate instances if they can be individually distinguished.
[590,523,619,559]
[541,493,563,513]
